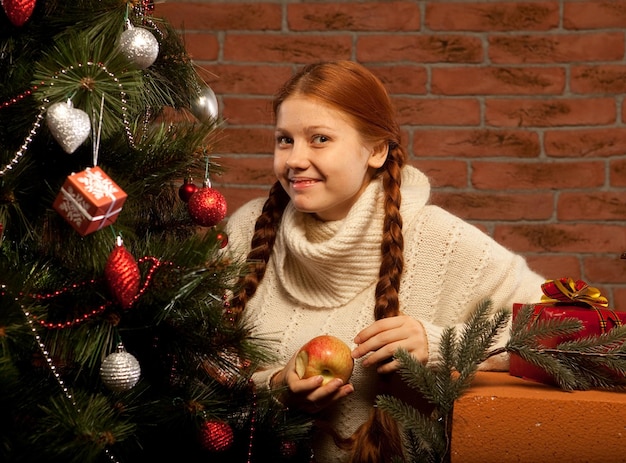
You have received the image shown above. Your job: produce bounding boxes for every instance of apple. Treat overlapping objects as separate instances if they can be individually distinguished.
[295,335,354,386]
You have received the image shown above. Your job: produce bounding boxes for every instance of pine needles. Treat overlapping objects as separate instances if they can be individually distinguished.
[506,304,626,390]
[377,300,510,463]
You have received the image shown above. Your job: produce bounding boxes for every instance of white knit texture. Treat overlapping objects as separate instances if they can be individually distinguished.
[226,166,545,462]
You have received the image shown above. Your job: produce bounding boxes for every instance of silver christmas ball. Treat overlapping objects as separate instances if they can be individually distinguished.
[100,350,141,392]
[46,101,91,154]
[191,84,219,122]
[119,25,159,70]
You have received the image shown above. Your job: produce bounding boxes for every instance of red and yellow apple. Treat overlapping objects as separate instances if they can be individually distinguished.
[295,335,354,385]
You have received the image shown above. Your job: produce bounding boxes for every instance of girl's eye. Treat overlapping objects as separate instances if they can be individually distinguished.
[276,135,293,146]
[311,134,329,144]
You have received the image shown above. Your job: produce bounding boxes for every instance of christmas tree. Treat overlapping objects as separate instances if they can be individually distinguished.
[0,1,311,462]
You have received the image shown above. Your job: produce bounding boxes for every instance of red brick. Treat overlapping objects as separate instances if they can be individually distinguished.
[564,0,626,29]
[357,35,483,63]
[494,224,626,253]
[613,287,626,312]
[180,33,219,61]
[154,2,281,30]
[524,254,582,280]
[430,192,553,221]
[558,192,626,221]
[413,129,540,158]
[287,2,420,32]
[571,65,626,94]
[368,65,428,95]
[224,34,352,63]
[472,161,605,190]
[395,98,480,126]
[489,33,624,64]
[611,159,626,187]
[584,255,626,285]
[216,127,274,155]
[545,128,626,158]
[486,98,616,127]
[426,1,558,31]
[432,67,565,95]
[197,64,293,95]
[218,156,275,186]
[222,97,274,125]
[410,160,468,188]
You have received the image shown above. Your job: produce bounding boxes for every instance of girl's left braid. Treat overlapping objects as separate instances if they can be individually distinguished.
[229,181,290,321]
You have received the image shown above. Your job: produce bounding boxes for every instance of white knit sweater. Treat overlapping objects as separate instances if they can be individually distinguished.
[225,165,544,462]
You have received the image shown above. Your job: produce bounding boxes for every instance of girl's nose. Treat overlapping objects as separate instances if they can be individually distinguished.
[285,142,309,169]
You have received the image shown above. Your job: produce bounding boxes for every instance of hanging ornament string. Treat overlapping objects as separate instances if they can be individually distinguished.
[92,94,105,167]
[203,155,211,188]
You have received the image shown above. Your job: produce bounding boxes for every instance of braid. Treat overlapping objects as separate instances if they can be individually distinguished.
[228,181,289,322]
[344,146,407,463]
[374,150,404,320]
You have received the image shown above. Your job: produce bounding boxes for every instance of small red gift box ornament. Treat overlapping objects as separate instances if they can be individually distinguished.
[53,166,127,236]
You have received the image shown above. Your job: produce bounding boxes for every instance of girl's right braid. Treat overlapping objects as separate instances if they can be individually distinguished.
[229,181,290,321]
[346,147,407,463]
[374,146,405,320]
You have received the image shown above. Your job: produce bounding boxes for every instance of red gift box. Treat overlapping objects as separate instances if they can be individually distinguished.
[53,166,127,236]
[509,278,625,385]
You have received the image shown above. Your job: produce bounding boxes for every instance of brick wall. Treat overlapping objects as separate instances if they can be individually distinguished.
[155,1,626,310]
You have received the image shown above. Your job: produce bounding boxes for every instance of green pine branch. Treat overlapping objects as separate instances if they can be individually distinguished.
[505,304,626,390]
[378,299,509,463]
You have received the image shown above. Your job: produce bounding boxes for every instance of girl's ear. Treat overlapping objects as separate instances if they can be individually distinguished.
[367,142,389,169]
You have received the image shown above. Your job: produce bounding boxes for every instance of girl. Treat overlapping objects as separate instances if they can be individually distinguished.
[225,60,544,462]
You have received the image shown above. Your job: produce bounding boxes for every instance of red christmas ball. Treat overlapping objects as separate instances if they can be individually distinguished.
[178,180,198,202]
[199,419,234,452]
[187,187,227,227]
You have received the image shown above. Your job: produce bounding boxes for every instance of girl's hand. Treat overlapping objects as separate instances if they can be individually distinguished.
[351,315,428,374]
[270,349,354,414]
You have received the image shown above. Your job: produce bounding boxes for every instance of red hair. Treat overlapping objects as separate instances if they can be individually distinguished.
[230,61,408,462]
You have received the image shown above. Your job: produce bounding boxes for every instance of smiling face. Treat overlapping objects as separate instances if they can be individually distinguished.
[273,96,388,221]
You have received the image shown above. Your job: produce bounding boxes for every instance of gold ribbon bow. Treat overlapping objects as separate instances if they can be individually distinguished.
[540,277,609,309]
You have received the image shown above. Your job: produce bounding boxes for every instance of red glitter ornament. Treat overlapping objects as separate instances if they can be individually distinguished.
[187,186,227,227]
[2,0,36,26]
[199,419,234,452]
[105,237,140,309]
[178,178,198,203]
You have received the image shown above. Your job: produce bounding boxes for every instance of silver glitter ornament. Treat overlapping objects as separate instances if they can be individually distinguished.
[46,101,91,154]
[100,347,141,392]
[190,84,219,122]
[119,24,159,70]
